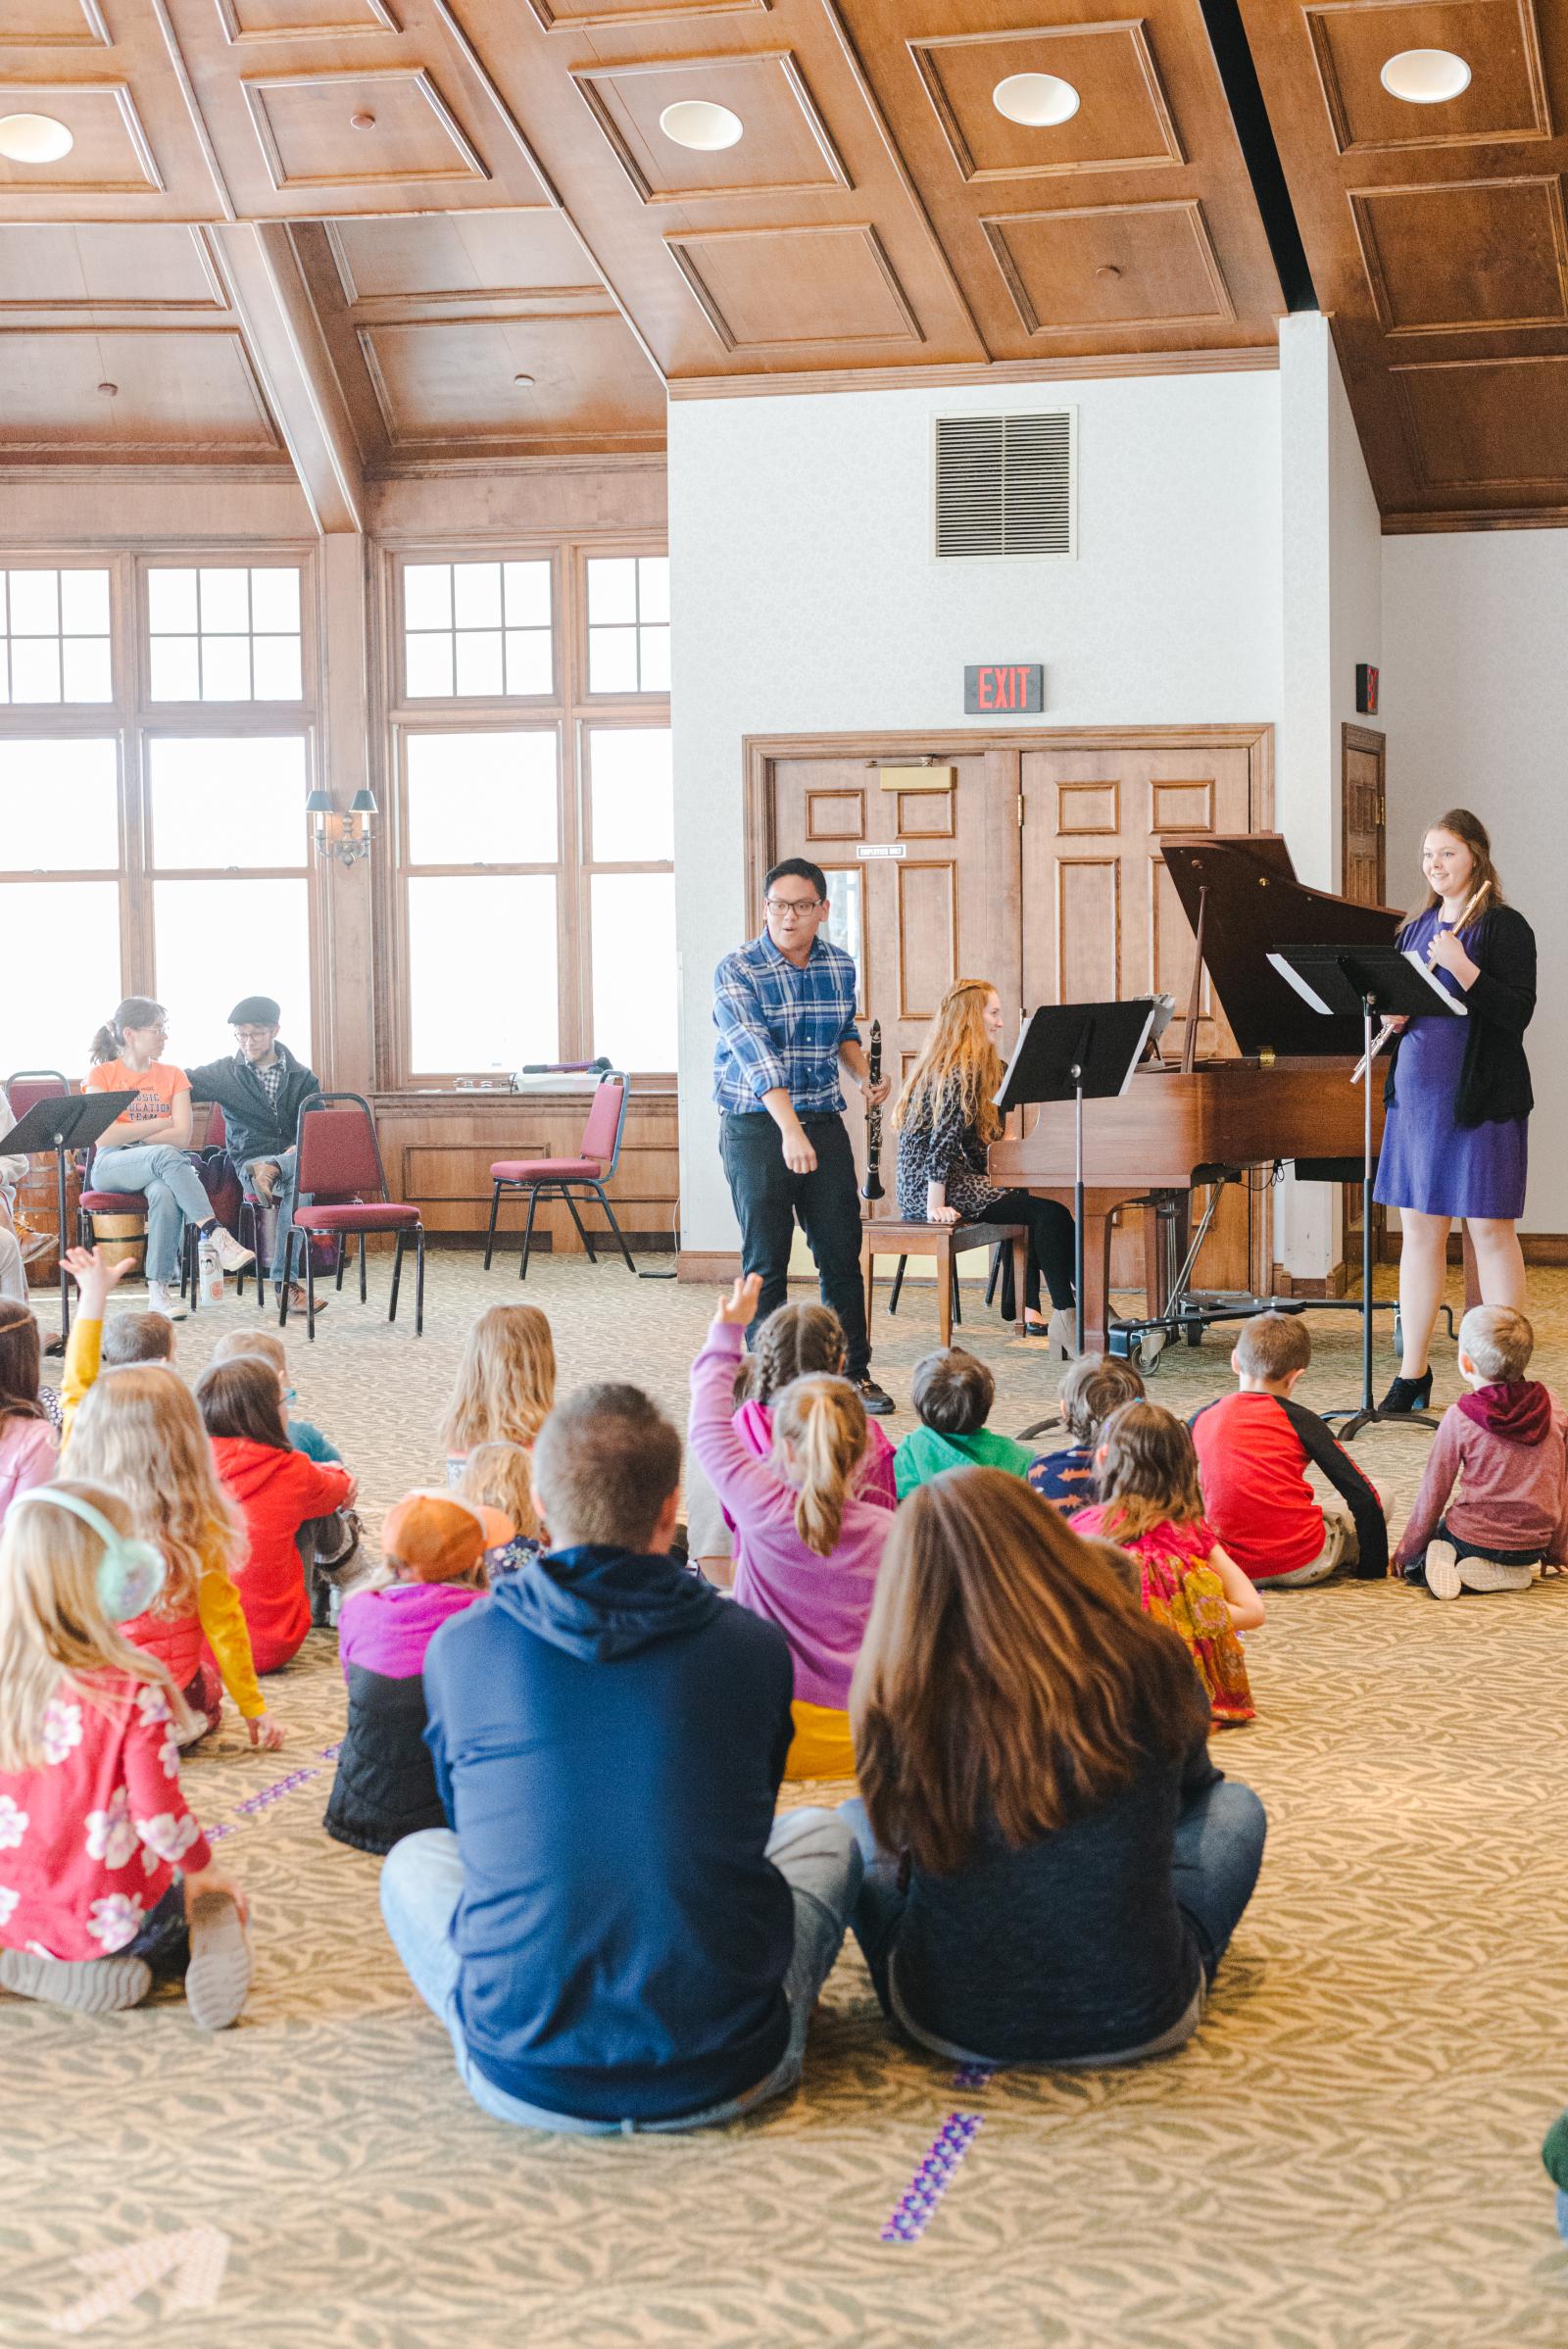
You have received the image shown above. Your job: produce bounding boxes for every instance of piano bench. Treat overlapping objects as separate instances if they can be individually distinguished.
[861,1218,1029,1352]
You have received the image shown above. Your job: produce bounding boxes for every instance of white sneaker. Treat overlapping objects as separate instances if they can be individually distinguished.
[1458,1555,1537,1593]
[146,1281,188,1322]
[1425,1540,1462,1600]
[208,1226,256,1275]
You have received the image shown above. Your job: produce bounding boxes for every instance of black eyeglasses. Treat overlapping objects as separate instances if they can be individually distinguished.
[765,896,823,917]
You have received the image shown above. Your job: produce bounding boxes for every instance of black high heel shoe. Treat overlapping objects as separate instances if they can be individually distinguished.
[1379,1369,1433,1414]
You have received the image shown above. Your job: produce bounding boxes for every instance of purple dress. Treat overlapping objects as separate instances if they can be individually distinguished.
[1374,906,1528,1219]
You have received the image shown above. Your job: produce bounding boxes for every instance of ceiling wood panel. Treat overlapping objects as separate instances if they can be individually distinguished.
[573,51,852,203]
[218,0,402,41]
[0,221,225,306]
[664,220,920,345]
[0,80,163,192]
[242,67,489,189]
[982,196,1235,332]
[1241,0,1568,523]
[0,324,283,453]
[909,23,1185,181]
[10,0,112,44]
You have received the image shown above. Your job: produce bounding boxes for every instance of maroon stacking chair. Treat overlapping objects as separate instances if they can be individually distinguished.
[484,1071,635,1281]
[280,1091,423,1341]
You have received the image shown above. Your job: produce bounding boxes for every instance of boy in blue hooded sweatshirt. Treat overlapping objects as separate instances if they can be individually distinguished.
[378,1378,862,2133]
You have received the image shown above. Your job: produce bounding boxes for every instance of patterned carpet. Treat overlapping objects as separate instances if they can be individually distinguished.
[4,1250,1568,2347]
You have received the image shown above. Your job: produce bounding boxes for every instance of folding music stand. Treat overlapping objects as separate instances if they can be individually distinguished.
[1269,941,1463,1441]
[0,1092,133,1342]
[995,1000,1159,1359]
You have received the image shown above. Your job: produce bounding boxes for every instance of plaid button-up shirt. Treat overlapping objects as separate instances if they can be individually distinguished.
[712,932,861,1116]
[242,1051,287,1111]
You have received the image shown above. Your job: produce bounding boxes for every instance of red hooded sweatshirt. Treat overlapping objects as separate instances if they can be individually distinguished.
[211,1436,354,1674]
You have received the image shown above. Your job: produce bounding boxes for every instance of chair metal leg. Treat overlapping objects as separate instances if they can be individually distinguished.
[888,1255,907,1316]
[389,1231,405,1322]
[590,1185,637,1275]
[415,1229,424,1337]
[254,1204,267,1309]
[305,1239,317,1343]
[278,1232,295,1328]
[483,1181,504,1272]
[334,1236,347,1292]
[561,1186,596,1262]
[359,1233,368,1302]
[519,1186,542,1281]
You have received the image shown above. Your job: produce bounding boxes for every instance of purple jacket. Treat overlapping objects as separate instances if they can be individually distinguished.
[688,1322,892,1709]
[338,1579,480,1681]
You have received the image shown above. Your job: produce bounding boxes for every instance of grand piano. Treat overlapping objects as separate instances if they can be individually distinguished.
[988,834,1403,1354]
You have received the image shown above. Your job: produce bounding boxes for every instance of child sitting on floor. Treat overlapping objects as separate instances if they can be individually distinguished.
[689,1274,892,1779]
[0,1298,56,1538]
[209,1330,360,1624]
[441,1303,557,1487]
[457,1442,538,1579]
[70,1358,283,1750]
[0,1480,252,2027]
[1071,1400,1263,1727]
[1395,1305,1568,1597]
[894,1346,1034,1499]
[323,1492,499,1854]
[1028,1354,1145,1510]
[1192,1311,1387,1585]
[196,1356,356,1676]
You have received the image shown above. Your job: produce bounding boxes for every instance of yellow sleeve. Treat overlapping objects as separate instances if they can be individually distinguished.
[195,1568,266,1720]
[60,1315,102,1451]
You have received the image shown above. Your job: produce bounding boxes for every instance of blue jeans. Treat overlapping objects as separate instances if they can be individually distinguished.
[92,1145,213,1283]
[379,1806,861,2134]
[842,1778,1267,2066]
[240,1148,297,1293]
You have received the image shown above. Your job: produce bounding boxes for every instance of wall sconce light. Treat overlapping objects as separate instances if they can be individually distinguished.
[307,785,377,866]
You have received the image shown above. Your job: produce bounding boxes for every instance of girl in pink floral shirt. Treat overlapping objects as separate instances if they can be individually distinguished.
[0,1480,252,2026]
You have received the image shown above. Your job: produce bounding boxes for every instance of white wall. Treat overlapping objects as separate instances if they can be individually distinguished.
[670,367,1287,1252]
[1383,531,1568,1232]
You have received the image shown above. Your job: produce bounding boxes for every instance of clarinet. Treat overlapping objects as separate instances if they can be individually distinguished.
[860,1017,885,1201]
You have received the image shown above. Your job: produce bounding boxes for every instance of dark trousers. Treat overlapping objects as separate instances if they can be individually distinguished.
[978,1189,1076,1313]
[719,1111,871,1380]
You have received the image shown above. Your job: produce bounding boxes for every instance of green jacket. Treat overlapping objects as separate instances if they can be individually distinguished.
[893,1423,1036,1500]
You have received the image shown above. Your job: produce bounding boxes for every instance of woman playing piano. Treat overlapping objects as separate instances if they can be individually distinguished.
[1374,809,1535,1413]
[893,979,1077,1352]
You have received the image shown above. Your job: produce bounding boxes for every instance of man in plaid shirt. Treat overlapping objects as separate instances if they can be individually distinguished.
[712,857,894,1414]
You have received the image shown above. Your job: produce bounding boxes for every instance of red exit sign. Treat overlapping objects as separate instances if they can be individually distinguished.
[963,662,1044,713]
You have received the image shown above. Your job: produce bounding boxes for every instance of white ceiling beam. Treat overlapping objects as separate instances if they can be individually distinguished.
[211,222,364,537]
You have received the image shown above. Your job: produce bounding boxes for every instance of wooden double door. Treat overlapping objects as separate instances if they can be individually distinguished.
[755,727,1270,1294]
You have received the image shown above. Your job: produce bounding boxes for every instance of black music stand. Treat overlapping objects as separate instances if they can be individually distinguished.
[1269,942,1462,1441]
[995,999,1159,1359]
[0,1092,133,1344]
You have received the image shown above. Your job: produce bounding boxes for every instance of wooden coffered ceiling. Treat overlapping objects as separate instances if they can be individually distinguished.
[1239,0,1568,527]
[0,0,1288,499]
[1,0,1557,525]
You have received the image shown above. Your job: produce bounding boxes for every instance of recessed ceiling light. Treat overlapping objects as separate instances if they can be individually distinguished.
[97,380,118,397]
[0,112,74,163]
[993,73,1081,127]
[658,100,743,151]
[1380,47,1471,102]
[350,110,376,129]
[513,372,535,388]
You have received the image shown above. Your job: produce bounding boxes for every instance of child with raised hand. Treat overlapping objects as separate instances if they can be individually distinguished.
[69,1367,283,1750]
[1192,1311,1387,1585]
[689,1272,893,1778]
[1396,1305,1568,1597]
[736,1303,896,1507]
[0,1480,252,2027]
[323,1492,501,1855]
[1029,1354,1146,1511]
[1071,1400,1262,1727]
[441,1303,556,1486]
[893,1346,1032,1499]
[0,1298,56,1536]
[457,1442,540,1578]
[196,1356,356,1675]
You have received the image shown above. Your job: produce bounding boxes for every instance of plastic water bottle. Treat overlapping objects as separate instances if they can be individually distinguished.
[198,1232,223,1306]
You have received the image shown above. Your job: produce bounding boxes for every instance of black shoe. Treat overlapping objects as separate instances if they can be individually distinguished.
[1379,1370,1434,1414]
[855,1377,896,1417]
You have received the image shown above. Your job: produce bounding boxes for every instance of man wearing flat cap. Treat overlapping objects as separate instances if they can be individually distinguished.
[187,997,322,1311]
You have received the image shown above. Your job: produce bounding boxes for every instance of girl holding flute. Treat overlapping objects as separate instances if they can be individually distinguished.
[1374,809,1535,1413]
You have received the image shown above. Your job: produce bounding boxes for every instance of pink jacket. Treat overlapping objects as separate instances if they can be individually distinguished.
[1397,1389,1568,1564]
[0,1414,57,1535]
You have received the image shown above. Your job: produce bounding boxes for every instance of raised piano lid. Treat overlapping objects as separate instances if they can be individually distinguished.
[1161,834,1403,1059]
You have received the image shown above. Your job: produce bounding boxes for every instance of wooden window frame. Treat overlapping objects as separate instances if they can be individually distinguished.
[0,544,326,1073]
[377,535,670,1090]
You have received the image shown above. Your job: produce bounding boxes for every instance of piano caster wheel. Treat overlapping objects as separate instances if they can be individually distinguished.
[1183,1321,1203,1347]
[1393,1312,1403,1355]
[1132,1330,1168,1376]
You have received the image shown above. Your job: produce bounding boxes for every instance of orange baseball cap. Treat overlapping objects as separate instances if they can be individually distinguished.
[381,1492,514,1581]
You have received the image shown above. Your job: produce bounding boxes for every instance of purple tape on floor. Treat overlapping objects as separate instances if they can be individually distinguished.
[952,2063,1000,2090]
[881,2113,983,2243]
[196,1741,343,1845]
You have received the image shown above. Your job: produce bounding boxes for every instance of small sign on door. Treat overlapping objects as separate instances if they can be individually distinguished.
[856,842,907,860]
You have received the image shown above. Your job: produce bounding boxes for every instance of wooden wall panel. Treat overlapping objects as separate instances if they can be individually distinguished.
[371,1091,678,1244]
[1055,857,1120,1000]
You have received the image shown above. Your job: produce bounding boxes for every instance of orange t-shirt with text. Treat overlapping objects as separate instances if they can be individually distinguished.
[84,1058,191,1134]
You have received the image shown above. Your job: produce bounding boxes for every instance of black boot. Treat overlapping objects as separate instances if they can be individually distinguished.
[1379,1369,1434,1414]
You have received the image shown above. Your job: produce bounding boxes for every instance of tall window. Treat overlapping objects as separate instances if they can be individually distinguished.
[0,553,318,1077]
[388,542,672,1081]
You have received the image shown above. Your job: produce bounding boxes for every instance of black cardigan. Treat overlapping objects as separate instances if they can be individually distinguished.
[1384,904,1535,1129]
